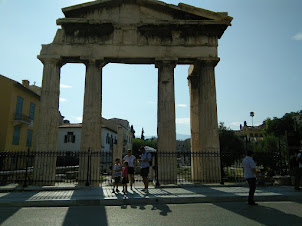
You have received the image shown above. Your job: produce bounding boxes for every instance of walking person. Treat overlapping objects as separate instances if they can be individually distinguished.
[123,149,136,190]
[243,150,258,205]
[113,158,122,193]
[138,146,151,193]
[294,149,302,190]
[122,161,129,194]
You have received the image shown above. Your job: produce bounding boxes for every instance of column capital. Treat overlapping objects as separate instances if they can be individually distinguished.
[188,57,220,78]
[37,55,64,67]
[195,57,220,67]
[82,58,108,68]
[155,58,178,69]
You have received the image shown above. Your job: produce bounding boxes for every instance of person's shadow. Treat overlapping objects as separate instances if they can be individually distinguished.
[121,202,172,216]
[214,201,302,225]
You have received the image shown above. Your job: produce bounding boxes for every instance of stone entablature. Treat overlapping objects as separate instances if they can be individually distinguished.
[40,0,232,65]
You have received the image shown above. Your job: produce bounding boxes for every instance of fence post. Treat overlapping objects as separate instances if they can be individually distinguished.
[85,148,91,186]
[220,151,224,185]
[23,148,30,187]
[154,152,160,187]
[278,137,282,175]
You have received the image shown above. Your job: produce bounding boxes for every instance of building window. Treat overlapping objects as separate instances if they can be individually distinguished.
[15,96,24,119]
[26,129,33,147]
[64,132,75,143]
[29,103,35,120]
[13,126,20,145]
[106,133,109,144]
[255,133,258,137]
[250,133,253,137]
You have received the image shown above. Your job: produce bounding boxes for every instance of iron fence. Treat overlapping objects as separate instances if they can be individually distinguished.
[154,150,289,185]
[0,150,113,187]
[0,150,289,187]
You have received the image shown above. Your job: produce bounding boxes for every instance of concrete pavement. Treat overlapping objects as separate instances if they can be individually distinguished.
[0,184,301,207]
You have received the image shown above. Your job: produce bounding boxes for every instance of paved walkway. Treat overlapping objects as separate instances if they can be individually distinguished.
[0,184,301,207]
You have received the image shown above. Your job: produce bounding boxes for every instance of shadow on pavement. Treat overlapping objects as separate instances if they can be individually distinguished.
[121,202,172,216]
[62,205,108,226]
[0,190,39,224]
[62,187,108,226]
[181,184,302,225]
[118,189,172,216]
[214,201,302,225]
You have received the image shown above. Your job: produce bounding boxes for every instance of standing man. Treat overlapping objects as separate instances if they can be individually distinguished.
[123,149,136,190]
[243,150,258,205]
[294,149,302,190]
[138,146,151,193]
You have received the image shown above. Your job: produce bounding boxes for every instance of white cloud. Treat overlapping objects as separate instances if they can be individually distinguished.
[230,122,242,127]
[60,98,67,102]
[177,104,187,108]
[60,84,72,88]
[71,116,82,122]
[292,32,302,40]
[254,122,262,127]
[176,118,190,125]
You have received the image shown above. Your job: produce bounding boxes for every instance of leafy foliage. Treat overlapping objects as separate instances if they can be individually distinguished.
[132,138,157,156]
[219,122,245,167]
[265,111,301,139]
[219,122,245,154]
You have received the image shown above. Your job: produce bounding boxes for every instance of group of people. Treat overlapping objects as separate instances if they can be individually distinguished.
[243,149,302,206]
[113,146,151,194]
[112,145,302,200]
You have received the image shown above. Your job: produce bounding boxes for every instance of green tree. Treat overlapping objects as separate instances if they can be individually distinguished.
[265,112,301,138]
[219,122,245,167]
[219,122,244,154]
[263,135,278,152]
[132,138,157,156]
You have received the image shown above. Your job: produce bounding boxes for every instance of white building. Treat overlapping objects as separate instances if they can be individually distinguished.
[57,117,132,154]
[57,123,82,151]
[57,117,133,173]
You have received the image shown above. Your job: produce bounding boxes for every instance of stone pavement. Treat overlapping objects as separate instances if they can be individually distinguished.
[0,184,301,207]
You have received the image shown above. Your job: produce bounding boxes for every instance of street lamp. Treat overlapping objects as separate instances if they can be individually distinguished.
[250,112,254,127]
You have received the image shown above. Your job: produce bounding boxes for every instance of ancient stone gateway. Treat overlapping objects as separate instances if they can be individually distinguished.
[34,0,232,186]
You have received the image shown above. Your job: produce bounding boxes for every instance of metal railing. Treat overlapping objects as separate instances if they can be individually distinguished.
[0,150,289,187]
[153,150,289,185]
[14,113,31,124]
[0,150,113,187]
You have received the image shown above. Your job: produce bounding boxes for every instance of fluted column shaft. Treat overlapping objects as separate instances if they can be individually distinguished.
[156,60,177,184]
[188,60,221,183]
[79,60,103,186]
[33,58,61,185]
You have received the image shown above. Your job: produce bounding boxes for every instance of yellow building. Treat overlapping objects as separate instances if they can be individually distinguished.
[0,75,40,151]
[235,121,265,141]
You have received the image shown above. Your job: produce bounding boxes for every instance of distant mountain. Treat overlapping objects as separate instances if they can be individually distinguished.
[142,133,190,141]
[176,133,191,141]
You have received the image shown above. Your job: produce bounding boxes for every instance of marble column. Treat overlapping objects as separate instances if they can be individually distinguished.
[33,57,62,185]
[156,60,177,184]
[79,60,104,186]
[188,66,200,183]
[188,59,221,183]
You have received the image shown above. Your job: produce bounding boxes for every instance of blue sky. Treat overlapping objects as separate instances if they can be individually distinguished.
[1,0,301,137]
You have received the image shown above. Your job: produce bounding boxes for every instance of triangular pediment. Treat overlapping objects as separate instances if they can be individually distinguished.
[60,0,232,24]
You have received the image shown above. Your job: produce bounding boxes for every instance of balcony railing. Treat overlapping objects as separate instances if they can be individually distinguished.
[14,113,31,124]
